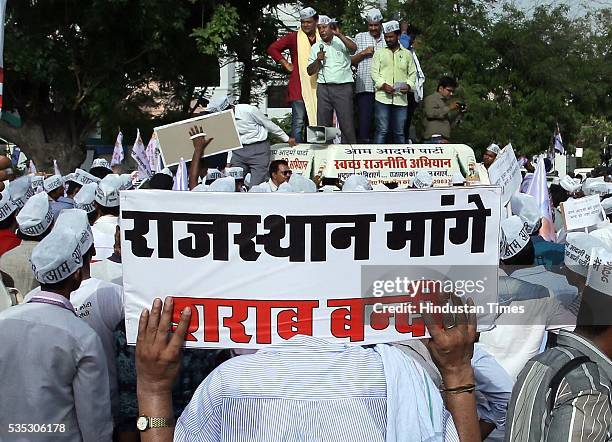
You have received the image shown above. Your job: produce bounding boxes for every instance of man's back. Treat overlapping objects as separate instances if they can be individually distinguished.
[0,301,113,441]
[175,336,388,441]
[505,330,612,441]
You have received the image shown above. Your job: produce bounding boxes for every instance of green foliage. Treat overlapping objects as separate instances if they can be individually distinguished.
[576,117,612,167]
[191,5,240,55]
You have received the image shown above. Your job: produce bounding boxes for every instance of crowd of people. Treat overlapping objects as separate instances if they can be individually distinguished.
[0,6,610,442]
[267,7,464,146]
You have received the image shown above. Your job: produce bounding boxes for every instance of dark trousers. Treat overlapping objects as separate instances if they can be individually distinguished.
[230,141,271,186]
[356,92,375,143]
[290,100,307,143]
[404,94,418,141]
[316,83,357,144]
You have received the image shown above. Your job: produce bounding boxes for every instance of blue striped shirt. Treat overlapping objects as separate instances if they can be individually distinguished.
[175,336,458,441]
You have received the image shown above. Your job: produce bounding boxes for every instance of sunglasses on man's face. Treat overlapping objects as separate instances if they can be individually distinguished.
[282,170,293,176]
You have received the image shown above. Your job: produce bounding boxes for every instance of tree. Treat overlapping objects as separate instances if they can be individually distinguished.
[1,0,219,171]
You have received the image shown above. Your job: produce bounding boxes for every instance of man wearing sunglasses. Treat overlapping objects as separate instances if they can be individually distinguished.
[267,160,292,191]
[423,76,465,144]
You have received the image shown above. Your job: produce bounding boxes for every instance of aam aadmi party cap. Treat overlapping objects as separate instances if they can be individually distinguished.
[342,174,372,192]
[299,7,317,19]
[382,20,400,34]
[95,174,122,208]
[91,158,112,172]
[601,197,612,216]
[582,177,605,196]
[564,232,606,276]
[412,170,433,189]
[30,226,83,284]
[31,175,44,190]
[0,188,17,221]
[16,192,53,237]
[9,176,35,209]
[510,193,540,234]
[500,215,530,260]
[119,174,134,191]
[71,168,101,186]
[160,167,173,178]
[366,9,383,23]
[208,176,236,192]
[318,15,332,25]
[206,168,224,181]
[206,96,231,114]
[55,209,94,255]
[486,144,501,155]
[560,175,580,193]
[587,247,612,296]
[43,174,64,193]
[591,223,612,250]
[225,167,244,179]
[288,173,317,193]
[74,182,97,214]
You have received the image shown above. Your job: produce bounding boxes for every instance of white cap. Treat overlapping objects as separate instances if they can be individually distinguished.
[95,174,122,208]
[510,193,540,234]
[486,144,501,155]
[119,174,134,191]
[564,232,606,276]
[299,7,317,19]
[277,182,294,192]
[560,175,580,193]
[342,174,372,192]
[9,176,35,209]
[244,173,251,187]
[452,171,465,185]
[74,182,97,214]
[71,168,101,186]
[206,96,230,113]
[16,192,53,236]
[30,226,83,284]
[0,188,17,221]
[586,247,612,296]
[591,224,612,249]
[208,176,235,192]
[318,15,332,25]
[382,20,400,33]
[160,167,173,177]
[55,209,94,255]
[601,198,612,216]
[372,183,389,191]
[225,167,244,179]
[43,175,64,193]
[91,158,112,171]
[582,177,605,195]
[366,9,383,23]
[500,216,530,259]
[248,183,272,193]
[412,170,433,189]
[206,168,224,181]
[191,184,209,192]
[31,175,44,190]
[288,174,317,193]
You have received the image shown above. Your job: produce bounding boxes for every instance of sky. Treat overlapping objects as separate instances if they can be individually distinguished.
[503,0,612,17]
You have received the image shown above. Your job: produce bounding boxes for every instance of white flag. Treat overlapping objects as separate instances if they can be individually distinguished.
[28,160,37,175]
[130,129,152,179]
[526,157,555,241]
[145,132,160,172]
[111,131,124,166]
[53,159,61,176]
[173,157,188,191]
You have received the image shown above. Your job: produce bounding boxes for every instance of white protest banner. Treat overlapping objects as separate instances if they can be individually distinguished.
[487,143,522,205]
[270,145,314,177]
[562,195,606,231]
[121,187,502,349]
[155,110,242,167]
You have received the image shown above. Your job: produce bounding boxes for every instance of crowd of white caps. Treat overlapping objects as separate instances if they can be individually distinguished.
[3,156,612,290]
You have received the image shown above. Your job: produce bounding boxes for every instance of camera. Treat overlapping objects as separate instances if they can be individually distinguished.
[457,102,467,112]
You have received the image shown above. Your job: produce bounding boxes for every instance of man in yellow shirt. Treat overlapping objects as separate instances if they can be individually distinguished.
[370,20,416,144]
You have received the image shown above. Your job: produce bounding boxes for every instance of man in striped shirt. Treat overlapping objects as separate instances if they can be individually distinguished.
[505,247,612,441]
[134,296,483,441]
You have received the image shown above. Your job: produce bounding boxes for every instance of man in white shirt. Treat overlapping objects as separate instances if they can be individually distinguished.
[92,174,122,261]
[266,159,292,191]
[206,96,296,187]
[0,226,113,441]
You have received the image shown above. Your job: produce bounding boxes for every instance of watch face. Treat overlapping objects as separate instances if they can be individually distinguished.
[136,416,148,431]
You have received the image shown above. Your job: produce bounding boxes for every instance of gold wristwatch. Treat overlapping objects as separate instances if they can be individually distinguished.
[136,415,175,432]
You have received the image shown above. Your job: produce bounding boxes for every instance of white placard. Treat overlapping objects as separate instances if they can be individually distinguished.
[121,187,502,348]
[487,144,522,205]
[562,195,606,231]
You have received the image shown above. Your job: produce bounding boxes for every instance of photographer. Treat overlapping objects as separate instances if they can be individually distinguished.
[423,76,466,143]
